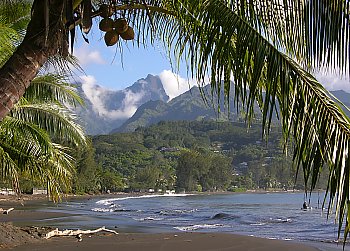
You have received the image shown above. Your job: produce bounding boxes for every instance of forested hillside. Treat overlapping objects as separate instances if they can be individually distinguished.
[85,121,329,193]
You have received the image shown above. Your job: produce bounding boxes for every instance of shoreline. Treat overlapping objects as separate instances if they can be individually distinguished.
[0,189,312,205]
[0,192,342,251]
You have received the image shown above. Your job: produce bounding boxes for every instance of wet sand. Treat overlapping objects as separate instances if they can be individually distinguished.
[2,232,321,251]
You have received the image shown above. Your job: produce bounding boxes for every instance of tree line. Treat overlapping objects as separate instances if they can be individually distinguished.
[68,120,328,194]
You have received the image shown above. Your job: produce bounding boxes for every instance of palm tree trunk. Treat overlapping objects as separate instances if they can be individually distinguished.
[0,0,67,120]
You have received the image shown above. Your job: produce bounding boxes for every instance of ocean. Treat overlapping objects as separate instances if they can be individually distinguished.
[35,192,349,251]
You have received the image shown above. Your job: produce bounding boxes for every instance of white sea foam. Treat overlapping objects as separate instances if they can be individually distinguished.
[250,222,266,226]
[134,217,164,221]
[96,194,194,206]
[91,208,115,213]
[174,224,226,231]
[268,218,292,224]
[159,209,197,215]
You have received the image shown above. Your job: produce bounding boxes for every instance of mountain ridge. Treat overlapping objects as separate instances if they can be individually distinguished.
[74,74,169,135]
[111,87,350,134]
[72,73,350,135]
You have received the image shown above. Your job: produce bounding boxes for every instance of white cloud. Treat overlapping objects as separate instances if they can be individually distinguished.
[80,75,143,119]
[75,46,105,66]
[316,72,350,93]
[158,70,199,100]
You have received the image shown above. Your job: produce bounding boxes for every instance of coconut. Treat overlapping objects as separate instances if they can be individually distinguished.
[114,18,128,34]
[104,30,119,46]
[99,4,113,18]
[120,26,135,40]
[99,18,114,32]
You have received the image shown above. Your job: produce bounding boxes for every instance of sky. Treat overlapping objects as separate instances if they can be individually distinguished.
[73,26,350,96]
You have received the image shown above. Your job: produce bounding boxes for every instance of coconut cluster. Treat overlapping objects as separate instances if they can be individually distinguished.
[98,4,135,46]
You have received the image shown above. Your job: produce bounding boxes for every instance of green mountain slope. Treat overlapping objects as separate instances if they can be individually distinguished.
[112,88,350,133]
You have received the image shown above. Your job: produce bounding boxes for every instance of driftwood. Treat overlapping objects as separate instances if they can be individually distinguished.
[45,227,118,240]
[0,208,14,214]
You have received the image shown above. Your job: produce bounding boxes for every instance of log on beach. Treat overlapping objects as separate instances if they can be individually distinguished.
[0,208,14,214]
[45,227,118,239]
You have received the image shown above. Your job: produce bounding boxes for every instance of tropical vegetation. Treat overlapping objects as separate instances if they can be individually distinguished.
[92,121,330,193]
[0,0,349,240]
[0,73,86,200]
[0,1,86,200]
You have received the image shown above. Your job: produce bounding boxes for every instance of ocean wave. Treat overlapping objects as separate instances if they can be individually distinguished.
[158,209,197,216]
[174,224,226,231]
[211,213,240,220]
[96,193,194,206]
[250,222,266,226]
[91,207,133,213]
[91,208,115,213]
[133,217,164,221]
[267,218,292,224]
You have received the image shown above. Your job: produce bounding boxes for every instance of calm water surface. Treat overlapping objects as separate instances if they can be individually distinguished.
[36,192,349,250]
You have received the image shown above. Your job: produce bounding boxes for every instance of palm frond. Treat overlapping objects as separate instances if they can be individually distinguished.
[159,0,350,240]
[0,145,19,191]
[0,23,19,67]
[40,54,85,79]
[222,0,350,74]
[26,73,84,107]
[0,0,31,38]
[45,143,76,201]
[0,116,52,156]
[10,102,86,147]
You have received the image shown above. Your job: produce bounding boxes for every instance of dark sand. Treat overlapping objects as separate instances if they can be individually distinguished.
[0,194,323,250]
[2,232,321,251]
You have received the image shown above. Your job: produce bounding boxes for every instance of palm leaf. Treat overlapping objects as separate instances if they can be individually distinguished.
[45,143,76,201]
[10,102,86,147]
[0,145,19,191]
[26,73,84,107]
[158,0,350,240]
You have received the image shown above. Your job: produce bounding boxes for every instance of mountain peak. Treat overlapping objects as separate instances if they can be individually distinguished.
[73,74,169,135]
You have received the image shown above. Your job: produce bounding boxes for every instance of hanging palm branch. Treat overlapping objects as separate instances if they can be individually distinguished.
[0,0,87,201]
[0,86,86,200]
[10,101,86,149]
[158,0,350,241]
[25,74,84,107]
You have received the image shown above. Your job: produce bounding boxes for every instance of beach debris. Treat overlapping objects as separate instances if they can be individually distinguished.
[76,233,83,242]
[44,226,118,240]
[0,207,14,214]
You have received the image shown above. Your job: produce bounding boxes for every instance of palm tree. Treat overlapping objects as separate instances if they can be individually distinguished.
[0,2,86,200]
[0,74,86,200]
[0,0,349,239]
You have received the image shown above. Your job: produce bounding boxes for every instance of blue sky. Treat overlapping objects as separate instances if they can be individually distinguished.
[73,26,350,94]
[73,26,194,91]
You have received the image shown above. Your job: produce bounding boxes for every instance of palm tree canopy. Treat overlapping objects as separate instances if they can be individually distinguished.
[0,1,86,200]
[0,74,86,201]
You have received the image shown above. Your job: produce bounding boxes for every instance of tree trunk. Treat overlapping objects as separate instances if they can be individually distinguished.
[0,0,67,120]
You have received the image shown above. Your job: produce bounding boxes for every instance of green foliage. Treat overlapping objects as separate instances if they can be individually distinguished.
[176,149,232,192]
[0,1,86,201]
[0,75,86,200]
[99,169,125,193]
[93,120,313,192]
[73,139,101,194]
